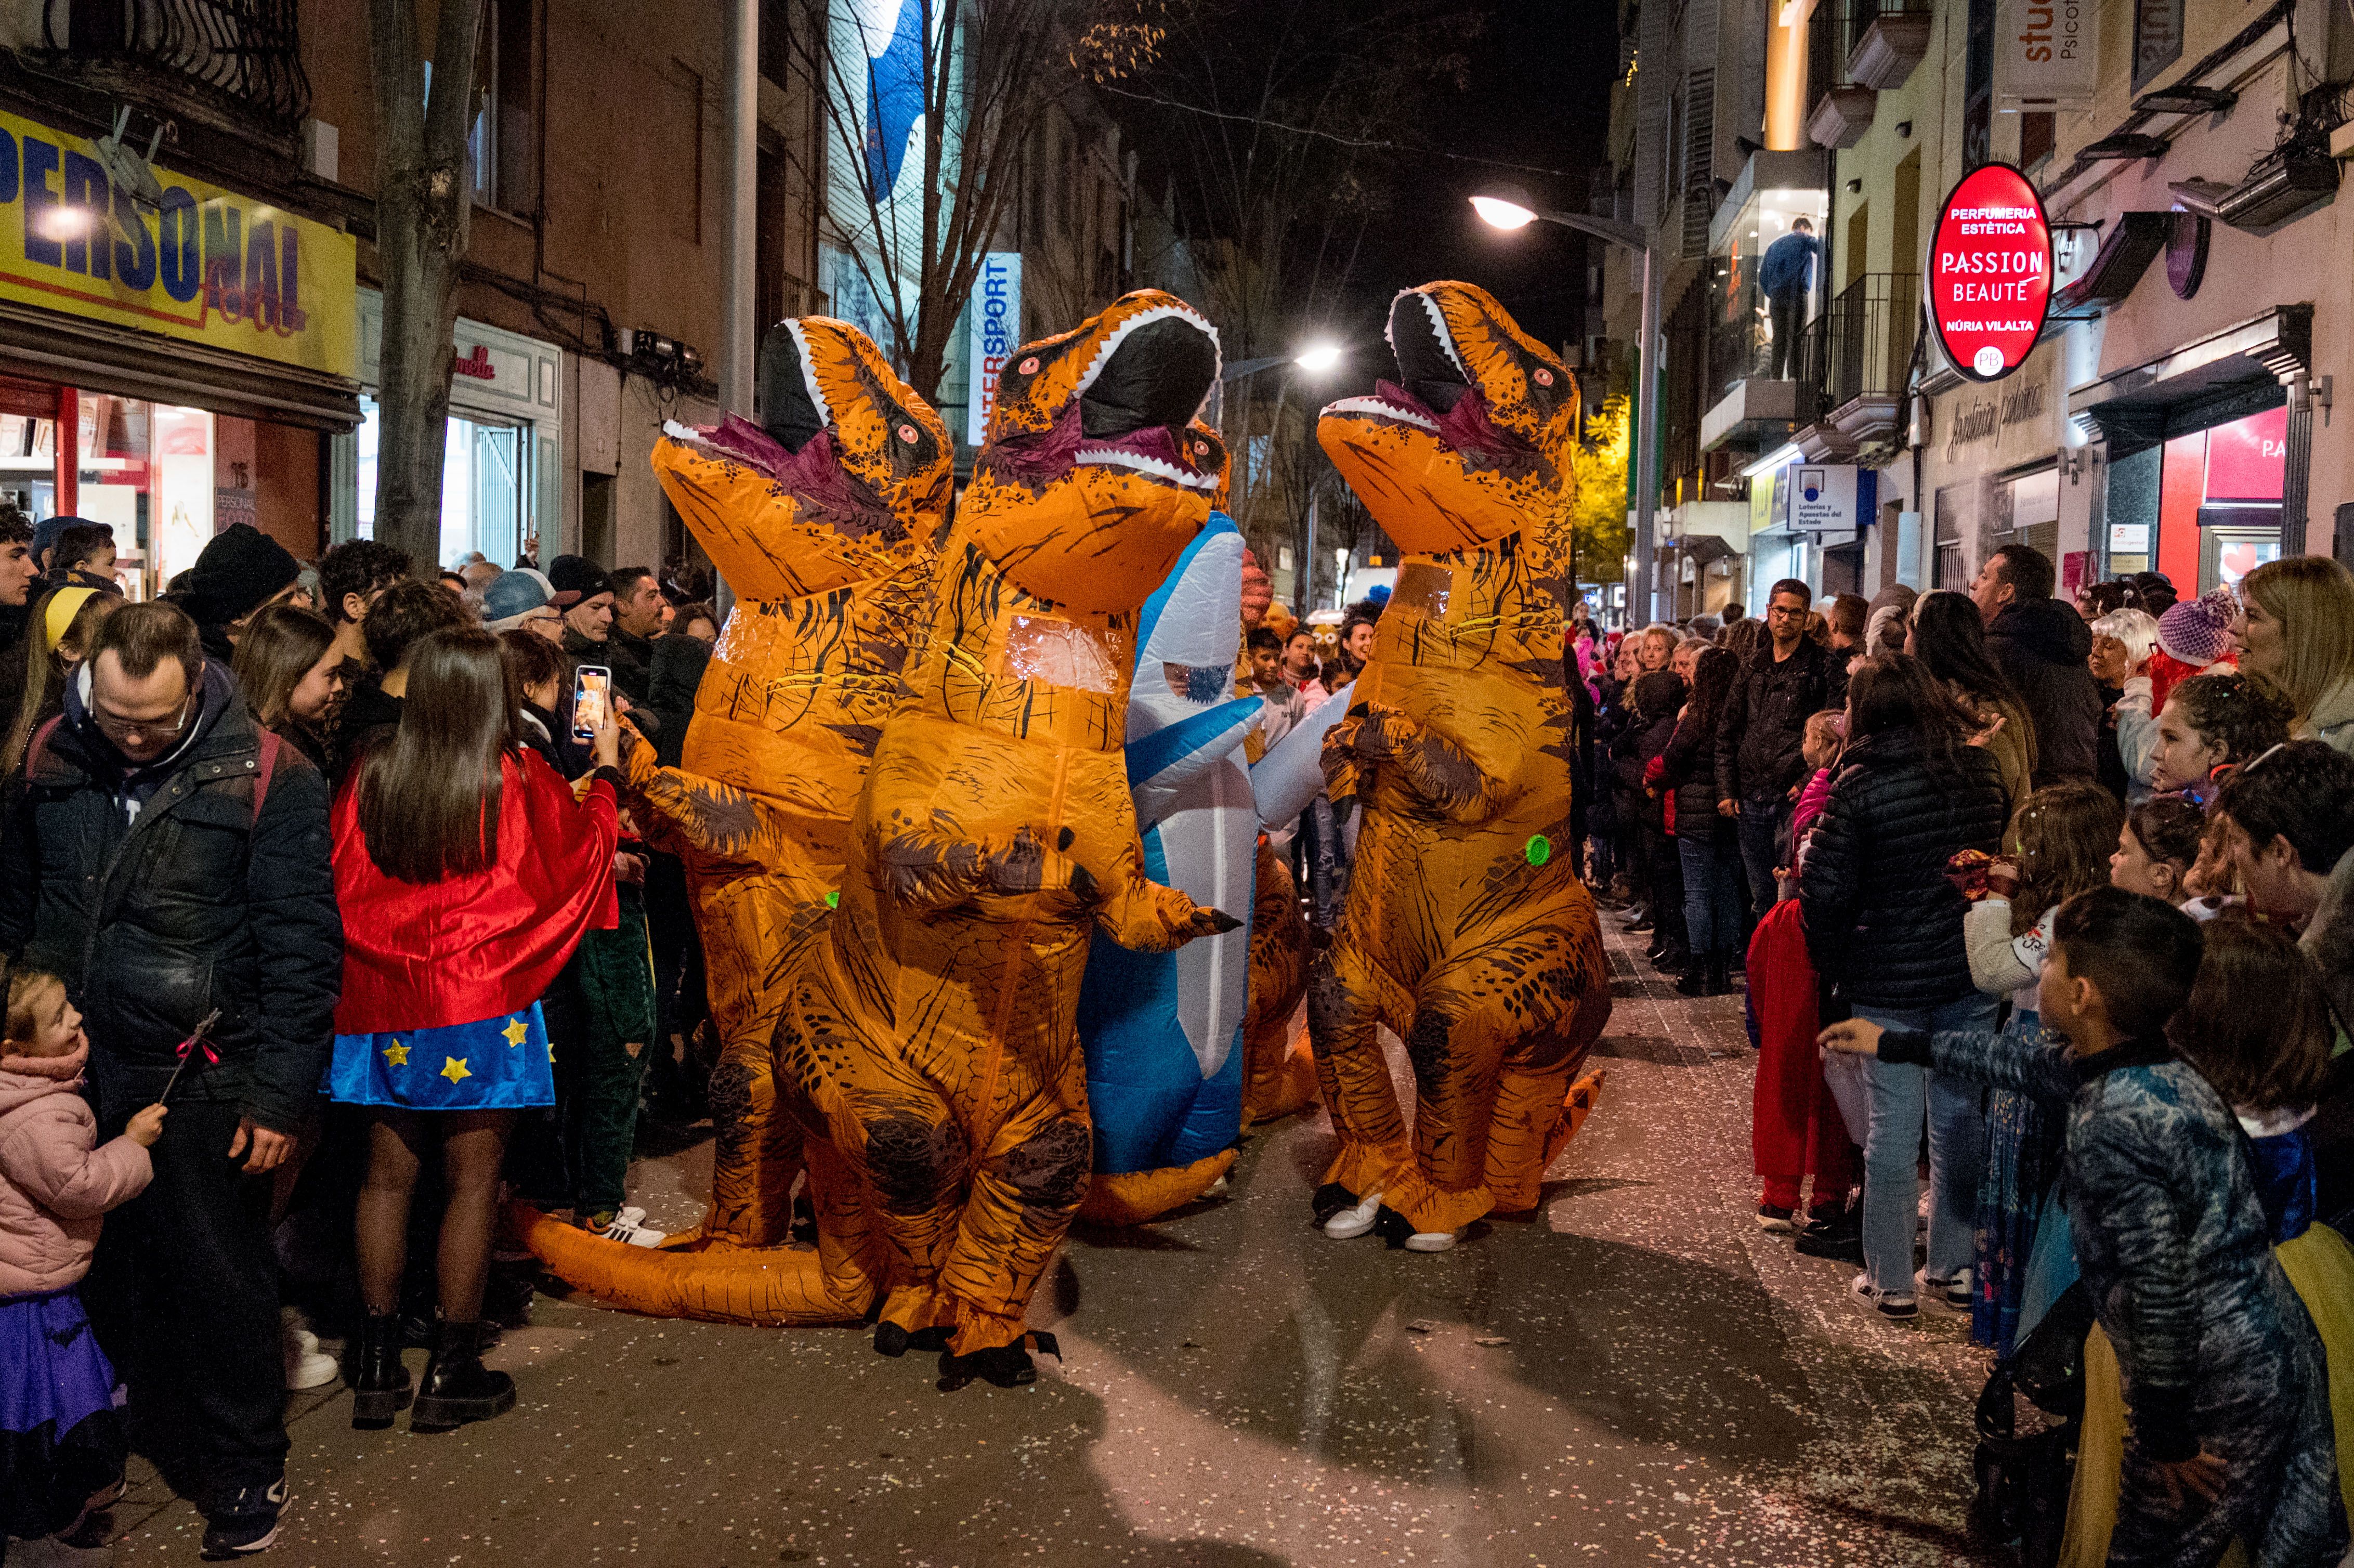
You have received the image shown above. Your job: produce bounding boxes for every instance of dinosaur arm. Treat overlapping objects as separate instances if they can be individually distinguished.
[872,814,1235,954]
[617,725,779,864]
[1332,700,1511,820]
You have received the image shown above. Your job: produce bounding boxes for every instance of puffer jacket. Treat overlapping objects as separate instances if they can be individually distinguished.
[0,1042,151,1297]
[1658,705,1733,841]
[1987,598,2100,786]
[0,661,343,1131]
[1615,672,1685,831]
[1798,727,2008,1010]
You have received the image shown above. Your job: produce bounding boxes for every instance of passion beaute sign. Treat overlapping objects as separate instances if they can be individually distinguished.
[1927,164,2052,383]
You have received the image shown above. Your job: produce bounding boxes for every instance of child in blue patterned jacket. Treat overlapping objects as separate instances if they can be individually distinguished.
[1821,887,2345,1566]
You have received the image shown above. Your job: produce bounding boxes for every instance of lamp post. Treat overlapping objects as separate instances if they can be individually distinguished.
[1210,341,1346,611]
[1472,188,1662,627]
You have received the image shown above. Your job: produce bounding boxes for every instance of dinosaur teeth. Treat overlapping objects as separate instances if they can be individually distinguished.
[1073,303,1224,404]
[1075,448,1222,489]
[1325,395,1438,432]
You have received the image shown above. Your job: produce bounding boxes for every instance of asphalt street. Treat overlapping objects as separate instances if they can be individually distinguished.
[62,919,2001,1567]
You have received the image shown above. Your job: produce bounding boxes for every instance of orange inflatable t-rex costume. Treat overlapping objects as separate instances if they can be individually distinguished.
[1306,281,1611,1251]
[515,317,947,1324]
[775,290,1235,1388]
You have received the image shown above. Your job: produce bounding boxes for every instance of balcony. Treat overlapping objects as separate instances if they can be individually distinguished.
[1794,273,1919,459]
[1846,0,1934,91]
[36,0,311,140]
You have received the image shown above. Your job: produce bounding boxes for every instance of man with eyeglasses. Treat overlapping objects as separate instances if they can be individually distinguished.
[0,599,341,1556]
[1716,578,1847,912]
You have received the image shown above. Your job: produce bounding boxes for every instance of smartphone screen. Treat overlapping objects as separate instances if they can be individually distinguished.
[572,665,611,742]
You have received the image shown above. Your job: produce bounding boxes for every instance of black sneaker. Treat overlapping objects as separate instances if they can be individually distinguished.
[202,1478,287,1557]
[1795,1204,1864,1263]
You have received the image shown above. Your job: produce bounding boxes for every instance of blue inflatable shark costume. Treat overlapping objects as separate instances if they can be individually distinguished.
[1074,513,1266,1222]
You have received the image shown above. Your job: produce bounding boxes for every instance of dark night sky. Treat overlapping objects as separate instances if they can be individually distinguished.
[1340,0,1618,356]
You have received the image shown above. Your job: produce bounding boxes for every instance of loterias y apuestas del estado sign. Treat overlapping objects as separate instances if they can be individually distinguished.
[1926,163,2052,383]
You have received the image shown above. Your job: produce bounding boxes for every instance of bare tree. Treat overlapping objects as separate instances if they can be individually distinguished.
[368,0,486,573]
[773,0,1147,403]
[1082,0,1484,584]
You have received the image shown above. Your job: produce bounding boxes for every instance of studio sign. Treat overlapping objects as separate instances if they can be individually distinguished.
[1928,164,2054,383]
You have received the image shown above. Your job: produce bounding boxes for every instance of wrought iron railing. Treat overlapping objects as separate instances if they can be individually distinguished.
[1808,0,1935,89]
[43,0,311,134]
[1798,272,1919,419]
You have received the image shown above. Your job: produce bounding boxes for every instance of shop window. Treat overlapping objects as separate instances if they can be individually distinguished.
[0,395,218,602]
[1991,466,2059,571]
[1934,485,1968,587]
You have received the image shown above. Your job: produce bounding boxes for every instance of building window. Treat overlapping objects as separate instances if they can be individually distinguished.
[470,0,538,214]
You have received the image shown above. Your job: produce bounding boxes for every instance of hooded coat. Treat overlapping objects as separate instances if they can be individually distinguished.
[1986,597,2101,787]
[0,1042,152,1298]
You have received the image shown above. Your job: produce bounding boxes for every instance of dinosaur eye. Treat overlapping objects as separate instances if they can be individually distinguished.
[898,424,918,443]
[1018,356,1040,375]
[1534,368,1555,387]
[1193,440,1210,457]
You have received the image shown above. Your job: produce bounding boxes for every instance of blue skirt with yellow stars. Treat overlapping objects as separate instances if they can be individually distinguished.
[325,1003,556,1110]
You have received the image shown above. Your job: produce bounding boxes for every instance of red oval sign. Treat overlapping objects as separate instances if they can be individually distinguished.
[1926,164,2052,383]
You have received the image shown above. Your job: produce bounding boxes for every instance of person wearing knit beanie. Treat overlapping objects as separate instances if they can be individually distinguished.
[179,523,301,659]
[2148,587,2240,713]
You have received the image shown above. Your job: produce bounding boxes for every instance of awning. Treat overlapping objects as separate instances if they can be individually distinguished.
[0,298,362,430]
[2068,304,2308,456]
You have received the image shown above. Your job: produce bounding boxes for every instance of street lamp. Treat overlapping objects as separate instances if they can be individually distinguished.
[1473,184,1663,627]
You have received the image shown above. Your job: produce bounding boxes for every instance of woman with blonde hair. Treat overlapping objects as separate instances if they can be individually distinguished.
[1,586,119,776]
[2233,555,2354,754]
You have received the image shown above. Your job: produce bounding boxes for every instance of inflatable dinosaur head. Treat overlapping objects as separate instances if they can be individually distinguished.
[968,290,1228,615]
[656,317,952,602]
[1316,281,1577,555]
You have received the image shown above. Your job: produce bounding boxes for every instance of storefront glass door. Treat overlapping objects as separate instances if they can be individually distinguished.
[355,397,530,568]
[2154,406,2284,594]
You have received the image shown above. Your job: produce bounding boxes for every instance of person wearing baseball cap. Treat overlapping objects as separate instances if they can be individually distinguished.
[481,569,573,642]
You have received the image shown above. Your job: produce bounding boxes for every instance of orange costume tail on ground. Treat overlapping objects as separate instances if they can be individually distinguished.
[776,292,1236,1362]
[1307,282,1612,1240]
[519,318,948,1323]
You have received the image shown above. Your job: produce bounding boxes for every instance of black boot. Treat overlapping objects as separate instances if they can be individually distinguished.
[1703,956,1733,996]
[348,1313,412,1430]
[409,1320,515,1433]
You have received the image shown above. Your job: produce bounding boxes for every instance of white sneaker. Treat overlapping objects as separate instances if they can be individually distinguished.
[1402,1230,1458,1253]
[1850,1272,1918,1320]
[1322,1191,1384,1239]
[602,1206,667,1247]
[1916,1266,1972,1311]
[280,1308,338,1390]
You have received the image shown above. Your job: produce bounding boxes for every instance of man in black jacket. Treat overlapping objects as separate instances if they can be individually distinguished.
[1974,542,2099,785]
[1715,578,1846,910]
[0,601,341,1555]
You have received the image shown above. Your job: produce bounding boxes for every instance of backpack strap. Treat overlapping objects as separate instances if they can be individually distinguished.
[22,714,62,781]
[250,727,281,826]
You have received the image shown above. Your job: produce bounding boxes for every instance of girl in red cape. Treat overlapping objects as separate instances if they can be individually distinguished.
[325,628,618,1435]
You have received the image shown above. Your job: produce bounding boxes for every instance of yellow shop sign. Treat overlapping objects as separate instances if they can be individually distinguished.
[0,107,357,380]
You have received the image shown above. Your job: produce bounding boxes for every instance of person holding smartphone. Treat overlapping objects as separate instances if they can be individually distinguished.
[326,628,619,1435]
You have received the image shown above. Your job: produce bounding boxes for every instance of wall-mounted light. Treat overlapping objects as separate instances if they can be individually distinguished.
[1846,178,1863,193]
[1895,121,1913,138]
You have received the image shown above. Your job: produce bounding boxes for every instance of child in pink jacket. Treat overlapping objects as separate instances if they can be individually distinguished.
[0,968,165,1544]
